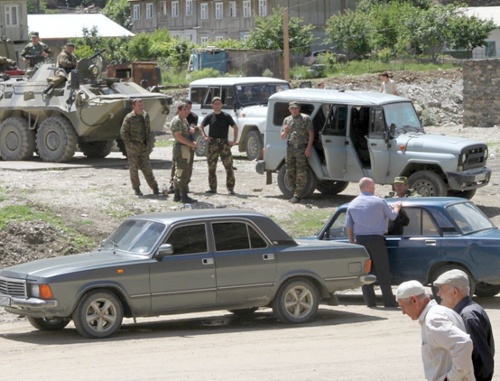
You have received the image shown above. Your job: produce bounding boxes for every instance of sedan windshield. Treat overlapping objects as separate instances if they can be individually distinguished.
[101,219,166,254]
[446,202,494,234]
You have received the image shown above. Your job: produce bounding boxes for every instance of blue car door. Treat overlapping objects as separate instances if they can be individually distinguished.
[385,207,442,284]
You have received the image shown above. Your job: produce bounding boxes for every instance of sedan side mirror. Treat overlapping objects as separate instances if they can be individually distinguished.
[155,243,174,260]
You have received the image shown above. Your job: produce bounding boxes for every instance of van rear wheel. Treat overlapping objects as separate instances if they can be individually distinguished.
[316,180,349,195]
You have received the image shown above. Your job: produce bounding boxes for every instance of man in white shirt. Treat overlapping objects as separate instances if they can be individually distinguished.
[380,72,398,95]
[396,280,475,381]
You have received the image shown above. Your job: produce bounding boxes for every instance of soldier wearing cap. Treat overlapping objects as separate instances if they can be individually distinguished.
[280,101,314,204]
[198,96,239,195]
[396,280,475,381]
[57,41,77,74]
[386,176,418,198]
[21,31,51,68]
[435,269,495,381]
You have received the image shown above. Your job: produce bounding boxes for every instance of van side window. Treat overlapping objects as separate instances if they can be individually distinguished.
[322,105,347,136]
[369,108,386,138]
[204,86,221,106]
[190,87,205,105]
[222,86,234,108]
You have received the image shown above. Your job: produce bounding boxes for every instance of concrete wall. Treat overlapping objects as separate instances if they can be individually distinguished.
[463,59,500,127]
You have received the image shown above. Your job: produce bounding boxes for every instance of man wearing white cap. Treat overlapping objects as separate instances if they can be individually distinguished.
[396,280,475,381]
[435,269,495,381]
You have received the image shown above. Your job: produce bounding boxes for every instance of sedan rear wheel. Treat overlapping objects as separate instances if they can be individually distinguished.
[272,278,319,324]
[27,316,70,331]
[474,283,500,297]
[73,290,123,339]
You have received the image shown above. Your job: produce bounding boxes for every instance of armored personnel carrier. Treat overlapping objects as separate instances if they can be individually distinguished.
[0,53,171,162]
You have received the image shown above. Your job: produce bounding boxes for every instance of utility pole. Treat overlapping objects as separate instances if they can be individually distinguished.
[283,7,290,81]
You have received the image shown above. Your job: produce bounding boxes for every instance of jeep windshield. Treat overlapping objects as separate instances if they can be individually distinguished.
[236,83,290,106]
[383,102,424,134]
[100,219,167,255]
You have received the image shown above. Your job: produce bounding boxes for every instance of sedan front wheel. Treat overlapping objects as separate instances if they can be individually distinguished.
[73,290,124,339]
[272,278,319,324]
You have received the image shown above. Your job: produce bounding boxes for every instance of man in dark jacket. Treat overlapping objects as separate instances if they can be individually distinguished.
[435,269,495,381]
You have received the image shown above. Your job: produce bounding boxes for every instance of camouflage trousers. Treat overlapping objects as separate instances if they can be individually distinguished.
[286,145,308,198]
[207,139,235,191]
[172,143,194,193]
[126,143,158,191]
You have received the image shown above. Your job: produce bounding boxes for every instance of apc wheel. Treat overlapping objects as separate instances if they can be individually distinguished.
[79,140,113,158]
[408,170,447,197]
[194,131,208,157]
[228,307,259,316]
[272,278,319,324]
[277,164,318,198]
[0,117,35,160]
[316,180,349,195]
[431,265,476,299]
[73,290,123,339]
[27,316,70,331]
[36,116,78,162]
[474,283,500,297]
[245,130,263,161]
[447,189,477,200]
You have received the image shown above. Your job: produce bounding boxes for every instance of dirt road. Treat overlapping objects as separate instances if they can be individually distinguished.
[0,292,498,381]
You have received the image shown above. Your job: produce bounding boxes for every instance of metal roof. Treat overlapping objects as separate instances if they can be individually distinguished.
[269,88,409,106]
[189,77,289,86]
[27,14,134,39]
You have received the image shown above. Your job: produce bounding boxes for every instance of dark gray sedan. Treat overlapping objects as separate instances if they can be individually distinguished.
[0,209,375,338]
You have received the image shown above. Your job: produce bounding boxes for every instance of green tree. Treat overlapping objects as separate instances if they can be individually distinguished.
[27,0,47,13]
[244,7,315,54]
[447,14,496,58]
[103,0,132,31]
[325,9,371,59]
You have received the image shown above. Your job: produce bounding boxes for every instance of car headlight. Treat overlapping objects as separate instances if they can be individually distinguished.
[29,284,53,299]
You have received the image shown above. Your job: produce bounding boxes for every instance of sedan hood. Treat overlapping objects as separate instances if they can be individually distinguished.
[0,250,146,280]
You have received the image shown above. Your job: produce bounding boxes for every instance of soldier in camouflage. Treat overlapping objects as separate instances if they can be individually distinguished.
[280,102,314,203]
[199,97,239,195]
[21,32,51,68]
[0,56,17,72]
[56,41,77,74]
[120,98,160,196]
[386,176,418,235]
[170,102,198,203]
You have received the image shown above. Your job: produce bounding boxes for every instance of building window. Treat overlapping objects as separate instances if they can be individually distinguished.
[146,3,153,19]
[5,5,19,26]
[186,0,193,15]
[200,3,208,20]
[201,36,209,45]
[243,1,251,18]
[229,1,236,17]
[172,1,179,17]
[215,3,223,19]
[133,4,140,20]
[242,33,251,42]
[258,0,267,17]
[161,1,167,15]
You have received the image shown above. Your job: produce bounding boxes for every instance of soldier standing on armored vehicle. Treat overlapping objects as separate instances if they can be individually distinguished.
[120,99,161,197]
[56,41,77,74]
[21,32,51,68]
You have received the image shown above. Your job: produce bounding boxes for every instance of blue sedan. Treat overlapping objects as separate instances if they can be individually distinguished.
[312,197,500,297]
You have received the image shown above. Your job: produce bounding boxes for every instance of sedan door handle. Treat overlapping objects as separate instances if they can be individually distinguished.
[202,258,214,265]
[424,240,437,246]
[263,254,275,261]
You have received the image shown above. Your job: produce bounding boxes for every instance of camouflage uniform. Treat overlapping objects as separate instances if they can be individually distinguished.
[120,110,159,192]
[282,113,313,198]
[201,111,236,192]
[0,56,16,72]
[57,50,77,74]
[21,42,51,68]
[170,115,194,194]
[385,188,419,198]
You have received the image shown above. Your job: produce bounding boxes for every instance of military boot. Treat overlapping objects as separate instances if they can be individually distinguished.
[173,189,181,202]
[181,190,197,204]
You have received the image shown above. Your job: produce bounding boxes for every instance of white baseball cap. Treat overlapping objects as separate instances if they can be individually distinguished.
[396,280,426,299]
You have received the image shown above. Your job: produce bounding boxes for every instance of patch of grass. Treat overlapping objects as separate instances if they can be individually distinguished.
[0,205,95,251]
[155,139,174,148]
[275,209,333,237]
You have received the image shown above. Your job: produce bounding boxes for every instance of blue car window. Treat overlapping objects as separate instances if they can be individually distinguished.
[328,210,347,238]
[447,202,494,234]
[398,208,438,236]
